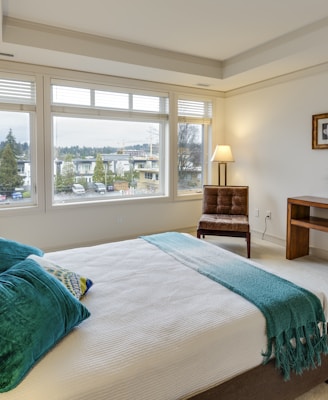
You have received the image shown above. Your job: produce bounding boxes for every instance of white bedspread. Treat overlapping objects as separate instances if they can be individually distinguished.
[3,235,328,400]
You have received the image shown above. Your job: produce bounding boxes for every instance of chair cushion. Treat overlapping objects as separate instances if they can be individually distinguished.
[202,186,248,215]
[198,214,250,232]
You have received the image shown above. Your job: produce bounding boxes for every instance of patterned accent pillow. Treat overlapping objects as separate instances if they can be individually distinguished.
[0,258,90,392]
[0,238,43,273]
[28,255,93,299]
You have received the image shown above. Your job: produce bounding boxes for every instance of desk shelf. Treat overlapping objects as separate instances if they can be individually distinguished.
[286,197,328,259]
[291,216,328,233]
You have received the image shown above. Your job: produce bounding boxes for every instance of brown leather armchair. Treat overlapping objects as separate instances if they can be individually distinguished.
[197,186,251,258]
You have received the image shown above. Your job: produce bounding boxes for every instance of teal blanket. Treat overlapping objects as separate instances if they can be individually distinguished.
[141,232,328,380]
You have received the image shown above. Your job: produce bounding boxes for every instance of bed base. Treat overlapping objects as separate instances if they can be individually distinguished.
[189,356,328,400]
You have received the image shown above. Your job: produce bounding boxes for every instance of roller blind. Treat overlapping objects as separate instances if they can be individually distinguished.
[0,78,36,105]
[178,99,212,124]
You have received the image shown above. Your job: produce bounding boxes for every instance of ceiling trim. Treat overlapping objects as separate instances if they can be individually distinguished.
[222,16,328,78]
[2,17,223,80]
[225,60,328,97]
[2,15,328,92]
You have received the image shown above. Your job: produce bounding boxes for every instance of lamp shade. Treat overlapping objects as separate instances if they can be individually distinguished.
[211,145,234,163]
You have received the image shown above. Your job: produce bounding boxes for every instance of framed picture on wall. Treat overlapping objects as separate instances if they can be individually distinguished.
[312,113,328,149]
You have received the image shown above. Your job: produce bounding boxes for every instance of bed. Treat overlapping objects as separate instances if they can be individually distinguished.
[1,232,328,400]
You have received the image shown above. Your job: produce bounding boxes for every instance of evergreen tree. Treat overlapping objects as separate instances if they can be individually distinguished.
[0,143,23,193]
[54,172,64,193]
[61,155,76,190]
[93,154,105,183]
[5,128,20,156]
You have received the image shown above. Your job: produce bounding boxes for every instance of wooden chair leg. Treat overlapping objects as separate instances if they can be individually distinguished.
[246,232,251,258]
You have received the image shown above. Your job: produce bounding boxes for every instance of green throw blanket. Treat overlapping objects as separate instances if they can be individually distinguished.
[141,232,328,380]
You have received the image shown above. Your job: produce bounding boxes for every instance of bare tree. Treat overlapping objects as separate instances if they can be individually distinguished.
[177,123,202,185]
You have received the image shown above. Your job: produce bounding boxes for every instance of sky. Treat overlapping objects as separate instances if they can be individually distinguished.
[0,111,30,143]
[53,117,160,148]
[0,111,160,148]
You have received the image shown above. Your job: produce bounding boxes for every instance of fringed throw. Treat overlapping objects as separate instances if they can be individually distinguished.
[142,232,328,380]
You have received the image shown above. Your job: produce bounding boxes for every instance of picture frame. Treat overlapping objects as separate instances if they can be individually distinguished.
[312,113,328,149]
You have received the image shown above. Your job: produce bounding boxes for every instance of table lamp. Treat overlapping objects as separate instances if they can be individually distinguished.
[211,145,234,185]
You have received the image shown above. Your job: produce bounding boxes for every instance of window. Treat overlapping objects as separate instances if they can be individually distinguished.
[51,82,169,204]
[177,98,212,196]
[0,76,36,208]
[0,75,214,209]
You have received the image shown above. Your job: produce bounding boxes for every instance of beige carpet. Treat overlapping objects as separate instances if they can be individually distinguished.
[200,234,328,400]
[296,383,328,400]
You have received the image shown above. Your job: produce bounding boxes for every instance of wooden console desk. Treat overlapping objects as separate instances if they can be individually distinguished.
[286,196,328,259]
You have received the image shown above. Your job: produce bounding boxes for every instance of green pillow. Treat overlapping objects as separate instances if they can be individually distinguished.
[0,238,43,272]
[0,258,90,392]
[28,254,93,299]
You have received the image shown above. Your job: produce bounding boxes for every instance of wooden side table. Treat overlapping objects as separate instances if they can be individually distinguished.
[286,196,328,259]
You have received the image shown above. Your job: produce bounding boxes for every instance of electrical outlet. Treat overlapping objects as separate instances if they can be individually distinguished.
[254,208,259,217]
[266,210,271,219]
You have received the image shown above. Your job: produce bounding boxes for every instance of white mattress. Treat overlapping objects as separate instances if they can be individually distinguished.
[3,234,328,400]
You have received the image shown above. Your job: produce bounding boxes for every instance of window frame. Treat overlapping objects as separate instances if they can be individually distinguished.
[48,80,170,208]
[0,68,219,215]
[174,95,213,201]
[0,72,42,214]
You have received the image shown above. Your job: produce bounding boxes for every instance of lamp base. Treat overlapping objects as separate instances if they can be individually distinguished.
[218,163,228,186]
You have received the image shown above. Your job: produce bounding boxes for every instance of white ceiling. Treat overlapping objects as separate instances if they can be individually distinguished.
[2,0,328,91]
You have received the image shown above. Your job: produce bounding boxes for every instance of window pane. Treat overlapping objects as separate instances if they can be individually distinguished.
[95,91,129,109]
[133,95,160,112]
[177,97,212,196]
[0,111,34,205]
[52,86,91,106]
[52,116,163,204]
[177,123,204,195]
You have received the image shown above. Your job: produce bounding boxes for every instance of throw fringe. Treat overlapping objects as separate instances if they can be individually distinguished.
[263,323,328,380]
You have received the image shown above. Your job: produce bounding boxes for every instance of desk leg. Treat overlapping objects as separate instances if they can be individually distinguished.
[286,202,310,260]
[286,225,309,259]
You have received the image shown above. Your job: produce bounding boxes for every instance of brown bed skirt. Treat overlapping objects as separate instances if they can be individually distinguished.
[189,356,328,400]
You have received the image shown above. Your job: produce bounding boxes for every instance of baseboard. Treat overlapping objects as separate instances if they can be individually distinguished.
[250,229,285,247]
[309,246,328,260]
[252,229,328,261]
[44,226,198,253]
[45,227,328,261]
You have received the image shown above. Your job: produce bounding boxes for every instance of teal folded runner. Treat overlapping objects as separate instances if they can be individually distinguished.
[141,232,328,380]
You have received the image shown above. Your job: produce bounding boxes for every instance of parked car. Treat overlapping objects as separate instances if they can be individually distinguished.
[0,194,6,202]
[72,184,85,195]
[12,191,23,200]
[94,182,106,194]
[107,185,114,191]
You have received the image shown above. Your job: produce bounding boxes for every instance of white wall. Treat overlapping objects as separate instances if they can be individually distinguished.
[225,68,328,256]
[0,199,203,252]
